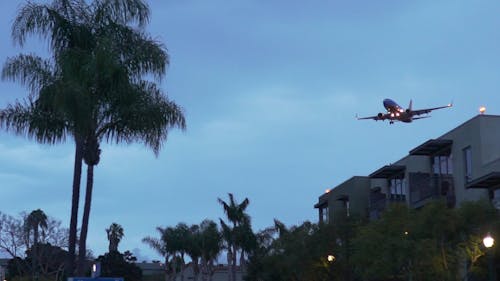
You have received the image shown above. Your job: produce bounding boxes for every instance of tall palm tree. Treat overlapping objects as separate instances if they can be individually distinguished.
[106,223,124,253]
[4,0,185,275]
[218,193,252,281]
[1,53,78,273]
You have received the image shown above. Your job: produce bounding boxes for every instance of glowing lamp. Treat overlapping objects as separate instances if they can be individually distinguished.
[327,255,336,262]
[479,106,486,114]
[483,234,494,248]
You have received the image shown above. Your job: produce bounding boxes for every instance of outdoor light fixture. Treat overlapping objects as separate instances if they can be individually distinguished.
[479,106,486,114]
[483,233,494,248]
[327,255,336,262]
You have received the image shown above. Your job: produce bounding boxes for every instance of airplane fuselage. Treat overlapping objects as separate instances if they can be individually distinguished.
[382,99,412,123]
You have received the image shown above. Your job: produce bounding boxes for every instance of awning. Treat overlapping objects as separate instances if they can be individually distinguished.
[409,139,453,156]
[466,172,500,189]
[314,200,328,208]
[369,165,405,178]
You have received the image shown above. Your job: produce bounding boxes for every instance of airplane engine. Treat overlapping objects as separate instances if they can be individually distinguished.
[377,113,384,118]
[406,109,411,113]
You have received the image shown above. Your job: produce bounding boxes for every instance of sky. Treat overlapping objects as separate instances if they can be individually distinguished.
[1,0,500,261]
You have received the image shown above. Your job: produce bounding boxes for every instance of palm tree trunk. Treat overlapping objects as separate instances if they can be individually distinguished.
[68,138,84,276]
[33,227,39,281]
[77,163,95,276]
[231,246,237,281]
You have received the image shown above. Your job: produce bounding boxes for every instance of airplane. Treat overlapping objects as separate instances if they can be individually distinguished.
[357,98,452,124]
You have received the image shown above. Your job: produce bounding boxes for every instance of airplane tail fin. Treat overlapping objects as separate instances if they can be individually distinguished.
[408,99,413,110]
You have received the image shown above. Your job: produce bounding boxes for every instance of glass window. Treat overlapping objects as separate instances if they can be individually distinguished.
[463,147,472,182]
[433,154,453,175]
[390,178,405,195]
[321,206,329,223]
[345,200,350,217]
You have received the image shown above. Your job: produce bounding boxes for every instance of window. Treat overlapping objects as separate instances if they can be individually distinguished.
[320,206,329,223]
[463,147,472,182]
[432,154,453,175]
[390,178,405,195]
[345,200,350,217]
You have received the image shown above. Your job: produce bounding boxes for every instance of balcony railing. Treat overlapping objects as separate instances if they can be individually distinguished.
[409,173,455,208]
[368,192,406,220]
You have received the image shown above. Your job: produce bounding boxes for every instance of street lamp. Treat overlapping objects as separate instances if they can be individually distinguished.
[483,234,494,248]
[483,233,496,281]
[327,254,336,262]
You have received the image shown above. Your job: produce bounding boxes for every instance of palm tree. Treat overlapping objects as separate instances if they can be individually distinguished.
[218,193,253,281]
[25,209,48,248]
[1,53,79,274]
[142,227,171,264]
[143,226,178,281]
[4,0,185,275]
[199,220,222,281]
[25,209,48,281]
[106,223,124,253]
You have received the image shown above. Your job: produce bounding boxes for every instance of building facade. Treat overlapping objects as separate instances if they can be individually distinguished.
[315,114,500,222]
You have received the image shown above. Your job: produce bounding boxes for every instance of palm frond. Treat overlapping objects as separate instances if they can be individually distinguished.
[0,99,68,144]
[93,0,150,27]
[2,54,54,97]
[97,81,185,156]
[97,22,168,81]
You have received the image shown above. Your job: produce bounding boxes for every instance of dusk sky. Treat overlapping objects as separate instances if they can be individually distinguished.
[1,0,500,261]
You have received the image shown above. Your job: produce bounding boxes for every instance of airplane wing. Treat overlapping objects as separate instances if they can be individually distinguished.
[412,116,431,120]
[356,113,390,121]
[411,103,452,116]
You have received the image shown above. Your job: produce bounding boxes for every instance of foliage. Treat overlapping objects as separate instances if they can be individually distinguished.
[0,211,68,259]
[96,251,142,281]
[351,201,500,281]
[7,243,67,281]
[106,223,124,253]
[245,220,337,281]
[218,193,256,281]
[143,219,223,281]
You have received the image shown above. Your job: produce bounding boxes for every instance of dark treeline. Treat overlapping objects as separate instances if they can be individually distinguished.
[1,197,499,281]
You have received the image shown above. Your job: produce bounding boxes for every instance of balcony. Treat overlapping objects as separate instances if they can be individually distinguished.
[409,173,455,208]
[368,191,406,220]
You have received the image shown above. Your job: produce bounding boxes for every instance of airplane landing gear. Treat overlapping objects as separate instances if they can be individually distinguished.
[390,121,394,124]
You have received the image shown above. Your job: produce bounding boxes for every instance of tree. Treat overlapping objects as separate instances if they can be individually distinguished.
[144,220,223,281]
[218,193,254,281]
[143,226,179,281]
[142,227,170,267]
[0,212,25,258]
[106,223,124,253]
[25,209,48,248]
[199,220,222,281]
[25,209,49,281]
[0,211,69,281]
[97,251,142,281]
[245,220,334,281]
[4,0,186,275]
[185,224,202,281]
[351,204,415,281]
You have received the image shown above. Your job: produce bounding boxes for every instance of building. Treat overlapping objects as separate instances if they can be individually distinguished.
[315,114,500,222]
